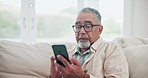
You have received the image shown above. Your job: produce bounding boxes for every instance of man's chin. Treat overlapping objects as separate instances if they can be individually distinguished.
[78,40,90,48]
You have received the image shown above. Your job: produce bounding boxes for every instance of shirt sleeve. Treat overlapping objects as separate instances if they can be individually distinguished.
[103,42,129,78]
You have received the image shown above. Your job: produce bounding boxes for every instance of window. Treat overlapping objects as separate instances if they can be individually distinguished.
[99,0,123,40]
[0,0,21,40]
[36,0,77,43]
[0,0,123,43]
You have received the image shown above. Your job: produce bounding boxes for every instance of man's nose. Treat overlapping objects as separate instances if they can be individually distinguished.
[79,27,86,33]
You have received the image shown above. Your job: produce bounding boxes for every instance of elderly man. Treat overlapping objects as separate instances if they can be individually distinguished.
[50,7,129,78]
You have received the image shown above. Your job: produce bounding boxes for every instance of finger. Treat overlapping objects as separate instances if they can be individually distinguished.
[55,60,66,73]
[50,61,62,77]
[70,56,81,66]
[57,55,71,68]
[50,56,56,72]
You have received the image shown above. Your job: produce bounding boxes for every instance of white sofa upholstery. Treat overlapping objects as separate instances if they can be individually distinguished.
[113,37,148,78]
[0,41,51,78]
[0,37,148,78]
[0,41,74,78]
[124,45,148,78]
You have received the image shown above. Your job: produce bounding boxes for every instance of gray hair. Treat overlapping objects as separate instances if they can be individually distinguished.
[78,7,102,24]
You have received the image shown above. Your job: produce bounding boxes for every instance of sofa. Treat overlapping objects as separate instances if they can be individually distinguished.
[0,37,148,78]
[113,37,148,78]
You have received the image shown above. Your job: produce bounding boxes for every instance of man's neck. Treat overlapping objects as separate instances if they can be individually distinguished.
[80,48,89,53]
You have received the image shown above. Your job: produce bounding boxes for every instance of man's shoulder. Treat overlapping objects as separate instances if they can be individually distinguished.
[92,38,119,51]
[106,41,119,49]
[103,41,123,58]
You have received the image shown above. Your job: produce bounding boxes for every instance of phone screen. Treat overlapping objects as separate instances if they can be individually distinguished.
[52,44,70,67]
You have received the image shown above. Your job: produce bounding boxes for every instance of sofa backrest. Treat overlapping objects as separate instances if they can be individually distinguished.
[113,36,148,48]
[0,40,74,78]
[113,37,148,78]
[124,45,148,78]
[0,40,52,78]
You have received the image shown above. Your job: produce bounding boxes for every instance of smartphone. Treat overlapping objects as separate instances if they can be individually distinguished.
[52,44,71,67]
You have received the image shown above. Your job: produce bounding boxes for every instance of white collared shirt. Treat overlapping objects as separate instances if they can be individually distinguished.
[73,48,91,65]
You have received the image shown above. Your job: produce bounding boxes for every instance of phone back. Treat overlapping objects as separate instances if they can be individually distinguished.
[52,44,70,67]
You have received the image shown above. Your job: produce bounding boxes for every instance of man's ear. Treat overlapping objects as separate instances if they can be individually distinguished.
[98,25,103,33]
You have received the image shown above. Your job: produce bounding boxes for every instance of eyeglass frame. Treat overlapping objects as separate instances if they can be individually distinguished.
[72,24,101,33]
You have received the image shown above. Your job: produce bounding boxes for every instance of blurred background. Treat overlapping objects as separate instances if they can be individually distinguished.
[0,0,147,43]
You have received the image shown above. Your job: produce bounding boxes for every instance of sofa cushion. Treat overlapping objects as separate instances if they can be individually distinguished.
[124,44,148,78]
[113,36,148,48]
[0,40,53,78]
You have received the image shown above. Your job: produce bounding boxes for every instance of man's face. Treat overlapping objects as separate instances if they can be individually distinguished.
[75,13,103,48]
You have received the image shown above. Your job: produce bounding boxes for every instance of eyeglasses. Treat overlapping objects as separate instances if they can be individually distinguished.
[72,24,100,33]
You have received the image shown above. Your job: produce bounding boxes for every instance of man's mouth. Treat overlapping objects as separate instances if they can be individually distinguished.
[78,38,89,41]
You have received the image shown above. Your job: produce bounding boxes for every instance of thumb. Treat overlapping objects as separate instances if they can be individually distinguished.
[69,56,81,66]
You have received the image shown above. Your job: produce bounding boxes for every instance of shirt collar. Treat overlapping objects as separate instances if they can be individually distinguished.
[74,47,91,55]
[72,37,103,55]
[90,37,103,52]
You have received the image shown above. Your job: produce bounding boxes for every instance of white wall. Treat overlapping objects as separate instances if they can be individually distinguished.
[124,0,148,38]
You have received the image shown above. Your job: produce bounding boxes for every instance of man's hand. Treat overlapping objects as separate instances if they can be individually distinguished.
[49,56,62,78]
[55,55,85,78]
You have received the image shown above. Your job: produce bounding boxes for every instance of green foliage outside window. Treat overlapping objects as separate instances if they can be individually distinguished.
[0,10,20,38]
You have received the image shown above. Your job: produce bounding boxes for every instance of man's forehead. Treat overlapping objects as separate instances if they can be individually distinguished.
[75,21,92,24]
[75,13,99,24]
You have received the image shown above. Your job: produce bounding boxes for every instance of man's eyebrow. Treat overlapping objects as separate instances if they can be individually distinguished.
[75,22,80,24]
[84,21,92,24]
